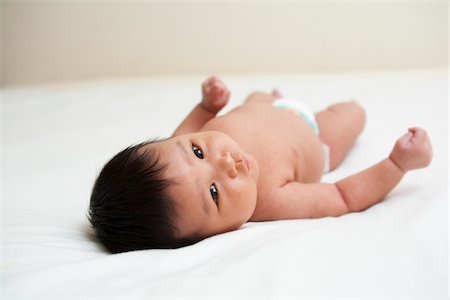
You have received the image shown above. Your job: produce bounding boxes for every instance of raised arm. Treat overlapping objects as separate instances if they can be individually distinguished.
[261,128,433,220]
[172,76,230,137]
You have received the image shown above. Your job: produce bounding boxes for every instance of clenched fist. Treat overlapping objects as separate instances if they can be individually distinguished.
[389,127,433,172]
[201,76,230,114]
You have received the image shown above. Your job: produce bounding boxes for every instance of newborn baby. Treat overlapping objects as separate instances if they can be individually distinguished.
[89,76,432,253]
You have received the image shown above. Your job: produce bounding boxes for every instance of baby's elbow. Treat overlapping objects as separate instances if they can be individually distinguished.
[322,184,351,217]
[333,182,357,214]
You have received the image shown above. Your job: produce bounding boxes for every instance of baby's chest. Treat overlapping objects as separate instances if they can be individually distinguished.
[255,144,303,185]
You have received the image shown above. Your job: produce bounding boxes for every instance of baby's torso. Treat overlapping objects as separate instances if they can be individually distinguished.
[201,101,325,219]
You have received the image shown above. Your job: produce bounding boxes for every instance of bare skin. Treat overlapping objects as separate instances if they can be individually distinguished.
[147,76,433,240]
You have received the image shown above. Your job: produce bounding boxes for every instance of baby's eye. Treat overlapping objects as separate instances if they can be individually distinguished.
[210,183,219,204]
[192,145,204,159]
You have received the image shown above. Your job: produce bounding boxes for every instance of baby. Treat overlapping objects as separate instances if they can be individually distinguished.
[89,76,433,253]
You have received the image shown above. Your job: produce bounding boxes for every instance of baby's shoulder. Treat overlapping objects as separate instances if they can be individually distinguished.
[201,102,268,131]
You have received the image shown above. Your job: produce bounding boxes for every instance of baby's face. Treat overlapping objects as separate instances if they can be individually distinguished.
[149,131,259,240]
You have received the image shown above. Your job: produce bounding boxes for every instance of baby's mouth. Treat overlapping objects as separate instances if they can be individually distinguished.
[243,157,250,171]
[232,152,251,173]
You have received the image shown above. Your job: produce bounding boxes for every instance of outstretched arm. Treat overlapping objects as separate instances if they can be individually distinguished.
[340,127,432,212]
[259,128,433,220]
[172,76,230,137]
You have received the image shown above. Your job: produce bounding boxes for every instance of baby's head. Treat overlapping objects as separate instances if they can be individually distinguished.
[89,131,259,253]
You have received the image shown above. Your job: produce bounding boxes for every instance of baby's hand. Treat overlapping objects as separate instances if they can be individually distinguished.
[389,127,433,172]
[201,76,230,114]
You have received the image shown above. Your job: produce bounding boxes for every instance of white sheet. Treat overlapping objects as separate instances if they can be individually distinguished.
[2,69,448,298]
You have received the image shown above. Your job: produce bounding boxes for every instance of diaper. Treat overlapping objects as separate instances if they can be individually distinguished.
[273,98,330,173]
[273,99,320,135]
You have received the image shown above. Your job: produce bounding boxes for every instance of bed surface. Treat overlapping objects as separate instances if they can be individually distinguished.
[2,69,448,298]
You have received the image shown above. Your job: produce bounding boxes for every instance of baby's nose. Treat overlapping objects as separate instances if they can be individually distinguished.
[217,152,238,178]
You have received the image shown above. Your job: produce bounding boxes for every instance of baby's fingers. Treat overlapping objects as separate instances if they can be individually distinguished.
[413,127,433,153]
[397,130,414,147]
[408,127,430,144]
[202,76,218,92]
[408,127,423,137]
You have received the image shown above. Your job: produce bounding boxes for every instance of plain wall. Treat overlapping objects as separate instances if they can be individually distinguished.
[1,1,448,86]
[0,3,3,85]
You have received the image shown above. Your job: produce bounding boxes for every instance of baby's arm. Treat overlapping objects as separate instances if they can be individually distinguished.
[263,128,432,220]
[172,76,230,137]
[337,127,432,212]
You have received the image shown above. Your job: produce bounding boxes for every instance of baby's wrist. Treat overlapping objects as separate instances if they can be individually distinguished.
[388,154,407,174]
[200,101,218,115]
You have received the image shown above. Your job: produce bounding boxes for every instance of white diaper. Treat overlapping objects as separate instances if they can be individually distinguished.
[273,98,330,173]
[273,99,320,135]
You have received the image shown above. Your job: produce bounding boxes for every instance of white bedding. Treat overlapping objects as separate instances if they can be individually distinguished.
[2,69,448,298]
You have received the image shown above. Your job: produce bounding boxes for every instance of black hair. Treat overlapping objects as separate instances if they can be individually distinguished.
[88,139,198,253]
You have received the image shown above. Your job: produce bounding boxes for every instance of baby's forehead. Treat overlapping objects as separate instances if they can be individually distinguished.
[151,139,177,161]
[133,139,175,178]
[146,139,188,178]
[138,138,172,155]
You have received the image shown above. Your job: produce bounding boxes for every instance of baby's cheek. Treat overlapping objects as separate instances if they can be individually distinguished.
[235,179,253,194]
[227,183,245,203]
[239,182,257,210]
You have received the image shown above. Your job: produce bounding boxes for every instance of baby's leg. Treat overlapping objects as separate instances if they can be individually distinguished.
[315,101,366,171]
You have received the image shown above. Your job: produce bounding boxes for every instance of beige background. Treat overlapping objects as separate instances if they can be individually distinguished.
[1,1,448,87]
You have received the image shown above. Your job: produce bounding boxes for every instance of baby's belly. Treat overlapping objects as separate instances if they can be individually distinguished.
[252,108,324,183]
